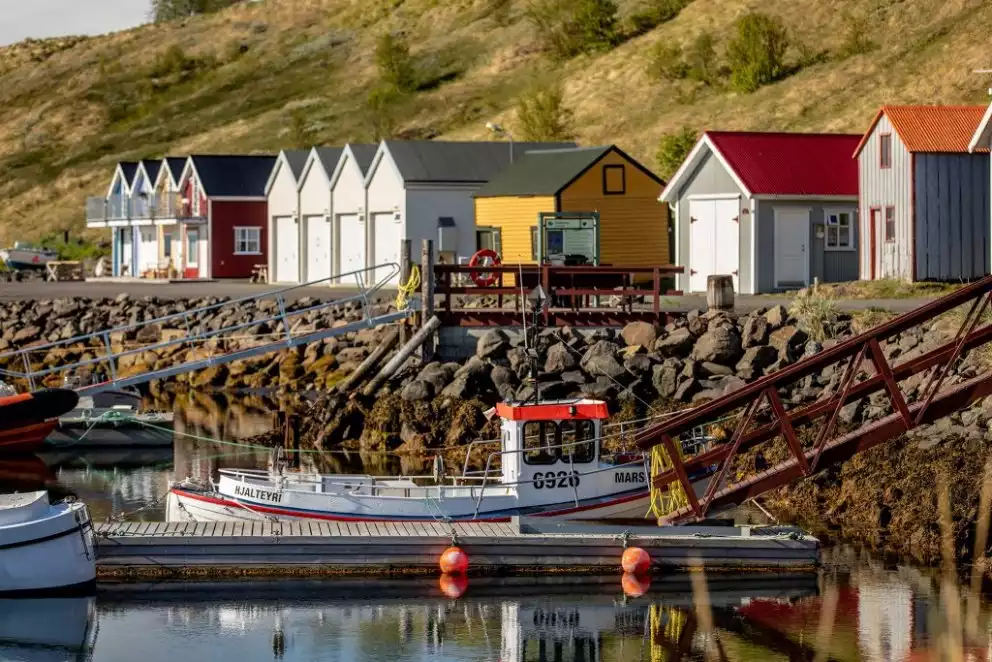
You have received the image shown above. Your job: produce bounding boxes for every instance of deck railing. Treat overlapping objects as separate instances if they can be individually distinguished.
[83,192,205,225]
[433,263,684,322]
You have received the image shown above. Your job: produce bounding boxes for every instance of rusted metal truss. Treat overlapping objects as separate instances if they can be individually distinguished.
[636,275,992,524]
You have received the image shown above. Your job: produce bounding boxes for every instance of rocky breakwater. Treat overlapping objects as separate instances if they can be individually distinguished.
[0,293,398,393]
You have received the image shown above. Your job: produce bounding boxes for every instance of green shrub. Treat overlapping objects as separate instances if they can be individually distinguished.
[647,42,688,81]
[726,12,789,93]
[627,0,692,36]
[655,127,697,179]
[838,12,876,57]
[683,32,718,84]
[365,84,404,141]
[152,0,242,22]
[375,32,417,93]
[515,81,575,141]
[525,0,620,60]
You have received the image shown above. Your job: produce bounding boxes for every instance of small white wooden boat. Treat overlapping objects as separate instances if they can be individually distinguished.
[0,242,57,271]
[169,399,713,523]
[0,491,96,595]
[51,379,173,448]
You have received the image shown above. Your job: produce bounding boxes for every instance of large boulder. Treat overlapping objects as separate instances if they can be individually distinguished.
[490,365,518,400]
[621,321,658,349]
[418,362,453,393]
[735,345,779,380]
[765,304,788,329]
[11,325,41,345]
[476,329,509,359]
[624,353,652,377]
[768,326,809,362]
[580,341,625,379]
[135,323,162,344]
[741,314,770,348]
[401,380,434,402]
[652,358,682,398]
[507,347,530,379]
[544,342,577,374]
[691,328,743,365]
[654,328,695,358]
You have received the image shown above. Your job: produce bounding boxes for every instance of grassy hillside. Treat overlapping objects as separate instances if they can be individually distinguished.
[0,0,989,246]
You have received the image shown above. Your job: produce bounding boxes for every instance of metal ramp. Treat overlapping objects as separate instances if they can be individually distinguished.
[0,264,412,396]
[637,274,992,524]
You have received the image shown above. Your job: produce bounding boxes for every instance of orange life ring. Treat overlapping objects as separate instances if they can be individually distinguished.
[469,248,501,287]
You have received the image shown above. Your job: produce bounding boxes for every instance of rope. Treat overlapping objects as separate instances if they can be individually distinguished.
[395,264,421,311]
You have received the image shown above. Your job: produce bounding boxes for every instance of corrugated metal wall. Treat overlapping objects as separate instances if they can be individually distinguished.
[858,114,914,280]
[914,153,990,281]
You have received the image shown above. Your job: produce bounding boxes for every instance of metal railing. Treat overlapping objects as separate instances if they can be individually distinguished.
[0,263,407,395]
[84,192,205,224]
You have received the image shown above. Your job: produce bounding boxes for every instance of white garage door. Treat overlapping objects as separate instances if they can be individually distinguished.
[688,199,740,293]
[305,215,331,284]
[337,213,366,284]
[274,216,299,283]
[372,211,402,285]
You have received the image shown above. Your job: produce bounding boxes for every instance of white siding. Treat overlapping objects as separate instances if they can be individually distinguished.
[331,152,371,280]
[365,153,407,276]
[406,186,478,265]
[299,159,333,283]
[266,161,300,282]
[136,226,157,274]
[858,114,913,280]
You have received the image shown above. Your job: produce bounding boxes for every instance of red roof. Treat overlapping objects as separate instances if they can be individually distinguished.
[853,105,988,155]
[706,131,862,197]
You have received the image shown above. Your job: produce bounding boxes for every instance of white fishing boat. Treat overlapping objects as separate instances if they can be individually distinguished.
[168,398,714,523]
[0,491,96,595]
[0,242,57,271]
[50,379,174,448]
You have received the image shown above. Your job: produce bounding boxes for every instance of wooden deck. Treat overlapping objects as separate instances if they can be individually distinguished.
[94,518,820,578]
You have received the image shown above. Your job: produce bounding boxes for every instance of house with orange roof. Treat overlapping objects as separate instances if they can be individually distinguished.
[854,105,990,282]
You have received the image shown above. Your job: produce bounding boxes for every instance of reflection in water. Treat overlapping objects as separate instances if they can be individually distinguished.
[6,566,992,662]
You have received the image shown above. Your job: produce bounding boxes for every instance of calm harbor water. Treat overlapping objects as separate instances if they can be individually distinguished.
[4,392,992,661]
[5,561,992,661]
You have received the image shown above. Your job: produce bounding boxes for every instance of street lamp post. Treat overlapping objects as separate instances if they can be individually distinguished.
[485,122,515,163]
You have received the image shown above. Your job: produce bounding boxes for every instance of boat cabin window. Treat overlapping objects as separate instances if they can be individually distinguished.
[559,420,596,464]
[522,419,597,465]
[523,421,557,465]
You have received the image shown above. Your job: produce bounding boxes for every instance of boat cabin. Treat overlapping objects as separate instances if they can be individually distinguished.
[494,398,611,487]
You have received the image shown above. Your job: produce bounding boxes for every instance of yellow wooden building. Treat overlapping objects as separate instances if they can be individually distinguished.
[473,145,670,270]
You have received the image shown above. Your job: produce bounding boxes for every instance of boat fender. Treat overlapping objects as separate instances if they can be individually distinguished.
[621,546,652,575]
[439,546,469,575]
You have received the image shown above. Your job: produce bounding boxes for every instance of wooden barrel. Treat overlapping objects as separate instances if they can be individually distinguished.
[706,275,735,311]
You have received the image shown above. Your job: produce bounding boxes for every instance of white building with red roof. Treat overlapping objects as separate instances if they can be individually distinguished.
[660,131,862,294]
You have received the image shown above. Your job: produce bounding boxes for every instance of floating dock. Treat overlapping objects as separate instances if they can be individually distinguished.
[94,518,819,578]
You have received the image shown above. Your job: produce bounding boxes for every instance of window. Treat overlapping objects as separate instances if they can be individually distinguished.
[884,206,896,242]
[234,227,261,255]
[162,232,172,258]
[880,133,892,169]
[476,227,502,255]
[523,421,557,465]
[559,420,596,464]
[825,211,854,251]
[530,226,538,260]
[603,164,626,195]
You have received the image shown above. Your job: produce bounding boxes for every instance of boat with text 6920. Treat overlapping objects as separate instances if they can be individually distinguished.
[168,398,715,523]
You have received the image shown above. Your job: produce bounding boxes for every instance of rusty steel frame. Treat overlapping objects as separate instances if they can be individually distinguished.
[636,274,992,523]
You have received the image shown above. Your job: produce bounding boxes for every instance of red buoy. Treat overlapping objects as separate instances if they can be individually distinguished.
[439,546,469,574]
[621,546,652,575]
[621,572,651,598]
[439,573,468,599]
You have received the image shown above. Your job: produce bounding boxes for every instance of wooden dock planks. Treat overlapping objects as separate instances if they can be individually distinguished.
[93,519,819,575]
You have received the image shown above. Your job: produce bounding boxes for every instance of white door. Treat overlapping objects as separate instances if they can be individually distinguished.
[372,211,402,285]
[305,215,331,284]
[688,199,740,292]
[688,201,715,293]
[274,216,299,283]
[774,208,809,287]
[337,213,366,284]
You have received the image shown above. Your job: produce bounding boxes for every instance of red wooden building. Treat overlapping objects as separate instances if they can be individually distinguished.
[177,154,277,279]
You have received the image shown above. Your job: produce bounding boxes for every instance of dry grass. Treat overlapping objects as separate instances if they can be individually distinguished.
[783,279,965,300]
[1,0,991,245]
